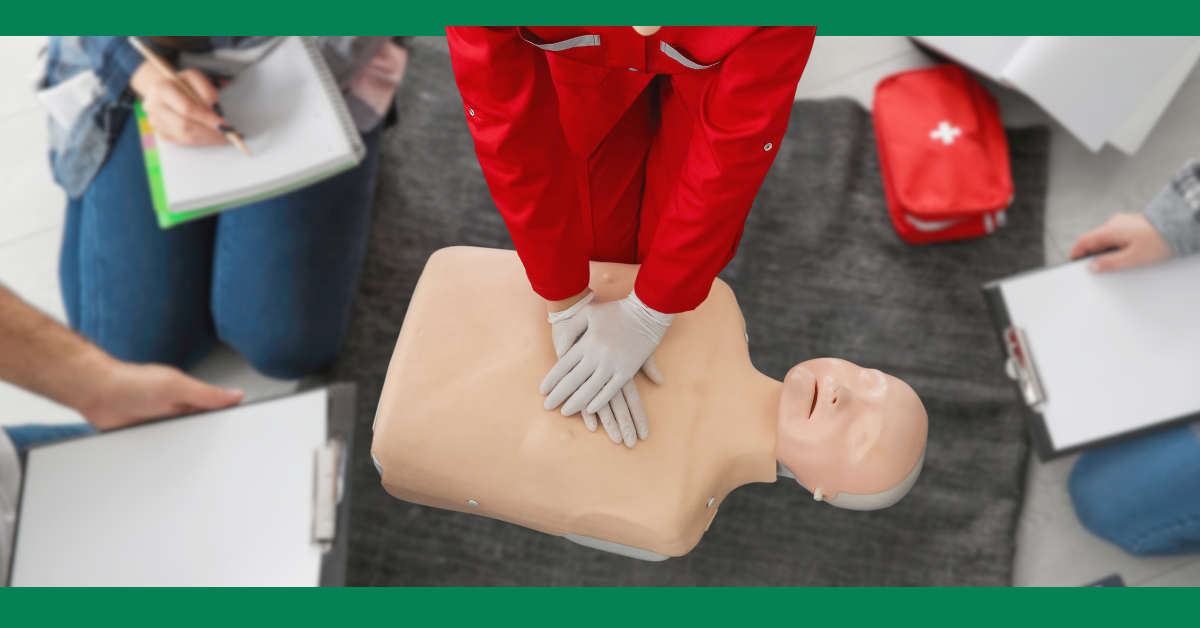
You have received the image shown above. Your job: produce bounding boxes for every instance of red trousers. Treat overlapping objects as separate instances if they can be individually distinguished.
[579,77,692,266]
[449,27,816,313]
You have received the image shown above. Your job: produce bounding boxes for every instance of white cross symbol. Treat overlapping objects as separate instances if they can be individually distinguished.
[930,121,962,145]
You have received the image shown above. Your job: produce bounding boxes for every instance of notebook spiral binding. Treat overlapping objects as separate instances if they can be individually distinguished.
[298,36,367,163]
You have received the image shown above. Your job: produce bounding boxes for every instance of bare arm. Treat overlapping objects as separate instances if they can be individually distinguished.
[0,284,243,430]
[546,288,593,313]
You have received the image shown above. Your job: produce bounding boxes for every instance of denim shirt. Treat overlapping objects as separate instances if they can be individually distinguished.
[38,36,393,199]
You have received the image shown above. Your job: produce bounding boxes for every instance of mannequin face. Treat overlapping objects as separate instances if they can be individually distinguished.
[775,358,927,498]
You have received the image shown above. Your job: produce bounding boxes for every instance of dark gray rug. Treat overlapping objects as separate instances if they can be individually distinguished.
[322,36,1048,586]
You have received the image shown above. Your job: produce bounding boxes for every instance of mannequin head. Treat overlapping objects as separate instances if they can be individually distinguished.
[632,26,662,36]
[775,358,928,510]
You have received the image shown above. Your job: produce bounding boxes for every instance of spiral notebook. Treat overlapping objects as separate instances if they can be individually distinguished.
[136,36,365,228]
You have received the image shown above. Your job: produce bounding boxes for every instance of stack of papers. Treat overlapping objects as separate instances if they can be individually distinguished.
[914,36,1200,154]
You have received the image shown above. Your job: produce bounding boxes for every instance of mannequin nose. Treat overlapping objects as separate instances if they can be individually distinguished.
[828,382,854,408]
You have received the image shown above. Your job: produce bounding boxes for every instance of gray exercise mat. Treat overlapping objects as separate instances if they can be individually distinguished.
[323,36,1048,586]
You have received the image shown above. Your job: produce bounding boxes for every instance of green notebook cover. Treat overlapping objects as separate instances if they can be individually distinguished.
[134,102,358,230]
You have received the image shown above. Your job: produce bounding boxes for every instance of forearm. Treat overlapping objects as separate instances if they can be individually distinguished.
[546,288,593,313]
[447,27,591,302]
[314,37,391,89]
[0,285,112,413]
[1145,158,1200,258]
[637,27,814,314]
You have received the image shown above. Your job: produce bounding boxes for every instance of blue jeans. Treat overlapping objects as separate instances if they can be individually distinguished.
[60,115,382,379]
[1069,423,1200,556]
[3,424,98,459]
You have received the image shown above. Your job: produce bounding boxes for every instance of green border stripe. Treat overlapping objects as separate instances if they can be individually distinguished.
[4,1,1200,32]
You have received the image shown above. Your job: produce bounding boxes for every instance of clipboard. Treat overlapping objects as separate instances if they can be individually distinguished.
[318,383,356,587]
[982,256,1200,460]
[8,384,356,587]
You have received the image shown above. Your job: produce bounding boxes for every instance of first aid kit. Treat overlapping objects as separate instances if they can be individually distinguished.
[873,64,1014,245]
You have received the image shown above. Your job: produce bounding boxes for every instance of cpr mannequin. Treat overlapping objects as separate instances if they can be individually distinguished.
[372,247,928,560]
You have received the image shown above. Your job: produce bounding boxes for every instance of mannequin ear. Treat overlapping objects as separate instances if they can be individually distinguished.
[778,464,825,502]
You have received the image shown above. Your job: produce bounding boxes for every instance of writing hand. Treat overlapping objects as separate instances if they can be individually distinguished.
[131,62,229,146]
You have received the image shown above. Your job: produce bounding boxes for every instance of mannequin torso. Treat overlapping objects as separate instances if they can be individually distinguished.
[373,247,781,556]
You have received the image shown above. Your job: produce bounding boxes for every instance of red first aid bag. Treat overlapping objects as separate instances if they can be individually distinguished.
[873,64,1013,244]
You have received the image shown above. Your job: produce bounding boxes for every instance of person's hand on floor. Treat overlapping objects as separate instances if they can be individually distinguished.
[130,62,230,146]
[542,292,673,434]
[74,358,245,431]
[0,283,244,432]
[1070,213,1172,272]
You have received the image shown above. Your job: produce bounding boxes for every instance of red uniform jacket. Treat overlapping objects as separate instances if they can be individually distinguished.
[447,26,816,313]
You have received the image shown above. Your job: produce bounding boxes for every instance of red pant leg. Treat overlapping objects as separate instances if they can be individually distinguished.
[637,73,701,263]
[578,82,656,264]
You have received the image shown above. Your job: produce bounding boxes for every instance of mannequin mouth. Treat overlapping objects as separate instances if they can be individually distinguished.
[807,381,818,419]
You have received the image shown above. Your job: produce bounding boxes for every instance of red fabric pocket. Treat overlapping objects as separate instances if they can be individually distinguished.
[874,64,1014,244]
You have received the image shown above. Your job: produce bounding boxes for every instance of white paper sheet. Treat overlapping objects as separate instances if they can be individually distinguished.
[911,36,1200,154]
[1107,37,1200,154]
[1000,257,1200,451]
[1000,36,1196,152]
[10,390,328,586]
[157,36,356,213]
[912,36,1028,82]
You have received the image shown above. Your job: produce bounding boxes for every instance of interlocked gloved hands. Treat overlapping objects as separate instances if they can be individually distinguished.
[548,292,665,446]
[543,291,673,447]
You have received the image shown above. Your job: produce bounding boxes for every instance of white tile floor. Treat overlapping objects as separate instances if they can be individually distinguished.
[0,37,77,426]
[0,35,1196,585]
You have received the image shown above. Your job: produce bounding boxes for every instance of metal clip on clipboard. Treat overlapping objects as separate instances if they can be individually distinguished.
[1003,326,1046,413]
[313,438,344,552]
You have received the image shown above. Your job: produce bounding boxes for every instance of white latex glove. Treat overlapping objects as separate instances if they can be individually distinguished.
[541,291,673,421]
[587,376,659,447]
[547,292,664,447]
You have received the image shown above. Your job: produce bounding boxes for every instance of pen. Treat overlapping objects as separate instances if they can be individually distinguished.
[127,36,252,156]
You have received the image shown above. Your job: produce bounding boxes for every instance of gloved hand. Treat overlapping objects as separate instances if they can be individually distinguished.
[542,291,673,425]
[547,291,664,447]
[582,368,661,447]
